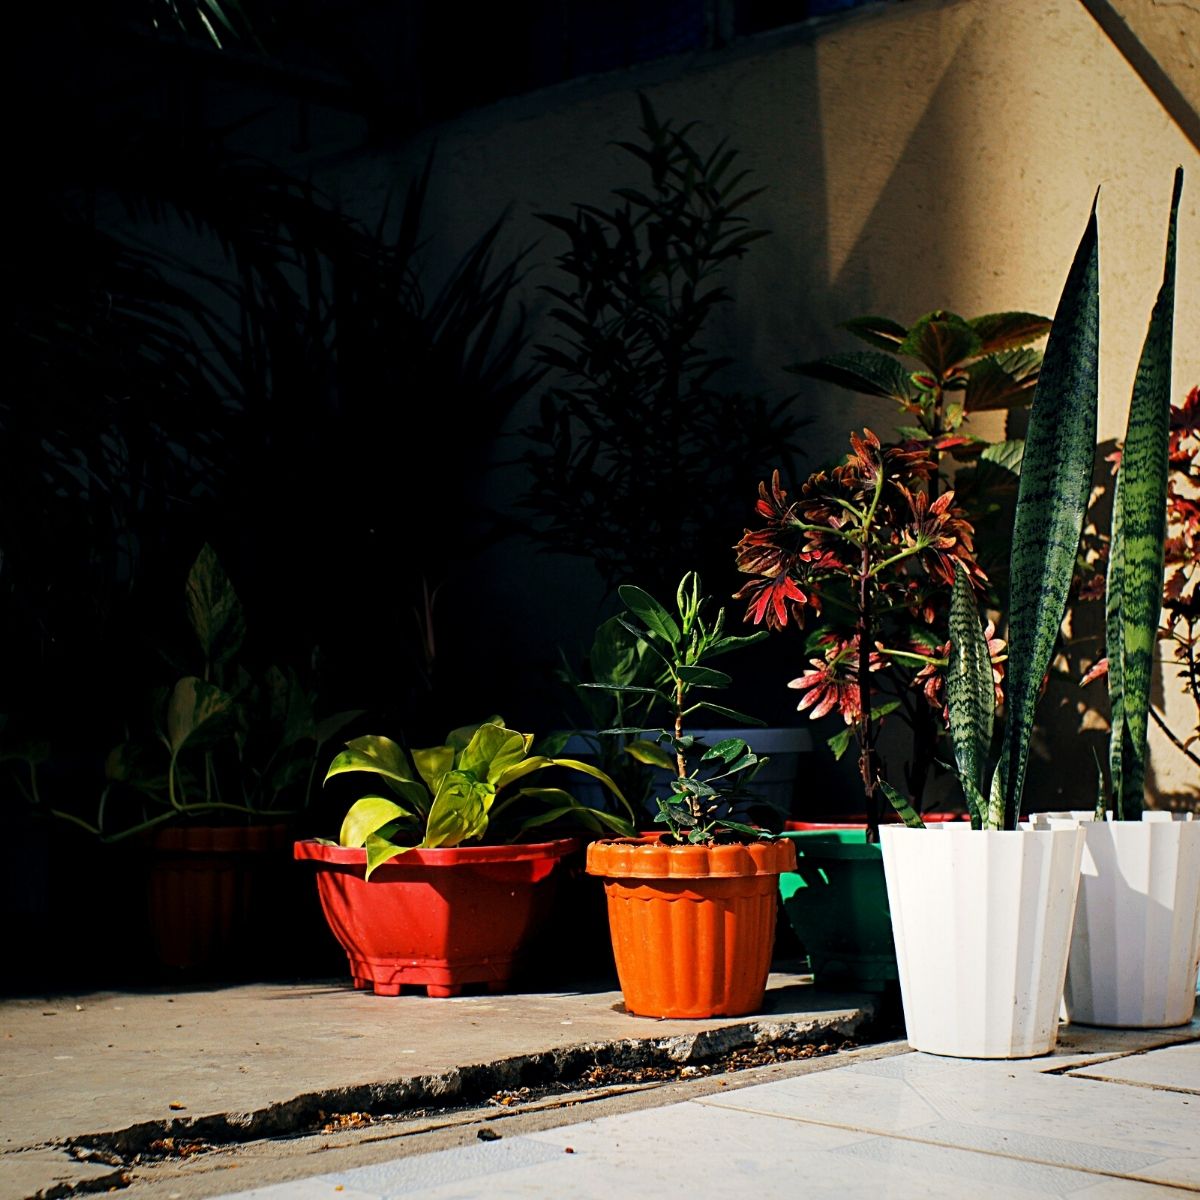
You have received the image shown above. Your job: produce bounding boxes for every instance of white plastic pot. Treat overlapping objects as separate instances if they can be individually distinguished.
[1063,813,1200,1028]
[880,824,1085,1058]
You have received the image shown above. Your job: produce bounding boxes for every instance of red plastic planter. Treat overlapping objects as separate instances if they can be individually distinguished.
[293,838,577,997]
[586,838,797,1019]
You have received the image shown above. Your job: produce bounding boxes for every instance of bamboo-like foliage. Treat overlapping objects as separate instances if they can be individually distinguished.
[1107,168,1182,819]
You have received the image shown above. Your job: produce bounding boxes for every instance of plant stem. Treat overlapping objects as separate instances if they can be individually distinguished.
[1149,704,1200,769]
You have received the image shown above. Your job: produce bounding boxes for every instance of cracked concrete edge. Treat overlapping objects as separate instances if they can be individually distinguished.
[18,1001,877,1169]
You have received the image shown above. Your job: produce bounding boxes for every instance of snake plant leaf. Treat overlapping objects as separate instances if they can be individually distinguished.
[618,585,682,643]
[165,677,238,755]
[788,351,918,403]
[840,314,909,351]
[339,795,413,848]
[1106,487,1127,812]
[1108,167,1181,820]
[964,348,1043,412]
[898,312,981,376]
[968,312,1052,355]
[997,198,1100,828]
[185,544,246,668]
[945,570,996,826]
[879,780,927,829]
[625,739,677,770]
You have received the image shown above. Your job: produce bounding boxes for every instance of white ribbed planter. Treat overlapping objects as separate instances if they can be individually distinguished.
[1063,813,1200,1029]
[880,824,1085,1059]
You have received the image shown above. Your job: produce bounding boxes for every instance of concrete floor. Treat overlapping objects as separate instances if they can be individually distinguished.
[1,969,875,1199]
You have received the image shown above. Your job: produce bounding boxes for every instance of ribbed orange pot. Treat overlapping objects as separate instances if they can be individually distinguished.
[586,838,797,1018]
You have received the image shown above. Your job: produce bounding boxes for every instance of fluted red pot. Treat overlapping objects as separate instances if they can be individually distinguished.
[586,838,797,1018]
[294,838,577,997]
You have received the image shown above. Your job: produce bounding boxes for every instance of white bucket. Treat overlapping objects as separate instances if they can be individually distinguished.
[1063,813,1200,1028]
[881,824,1085,1058]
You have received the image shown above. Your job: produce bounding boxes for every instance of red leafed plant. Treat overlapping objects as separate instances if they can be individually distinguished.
[734,429,1000,838]
[1081,384,1200,773]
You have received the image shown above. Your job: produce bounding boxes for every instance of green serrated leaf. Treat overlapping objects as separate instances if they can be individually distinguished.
[827,726,854,761]
[788,351,917,402]
[898,312,981,376]
[968,311,1052,354]
[840,314,909,351]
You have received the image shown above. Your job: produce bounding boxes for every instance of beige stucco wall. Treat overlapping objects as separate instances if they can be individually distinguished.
[326,0,1199,804]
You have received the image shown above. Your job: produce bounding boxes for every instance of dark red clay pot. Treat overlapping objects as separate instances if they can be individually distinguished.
[293,838,578,997]
[147,823,292,973]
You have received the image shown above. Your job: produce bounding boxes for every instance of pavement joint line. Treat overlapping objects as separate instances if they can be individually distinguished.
[1064,1071,1200,1096]
[45,1008,875,1162]
[684,1103,1200,1194]
[1040,1031,1200,1074]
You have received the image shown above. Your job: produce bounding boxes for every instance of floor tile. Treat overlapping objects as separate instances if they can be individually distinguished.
[1066,1041,1200,1093]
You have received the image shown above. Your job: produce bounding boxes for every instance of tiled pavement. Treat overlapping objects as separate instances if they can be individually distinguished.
[217,1025,1199,1200]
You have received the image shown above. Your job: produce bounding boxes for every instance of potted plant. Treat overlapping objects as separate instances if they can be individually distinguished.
[47,543,362,975]
[295,718,635,996]
[874,182,1168,1058]
[733,429,993,988]
[1059,170,1199,1029]
[583,573,797,1018]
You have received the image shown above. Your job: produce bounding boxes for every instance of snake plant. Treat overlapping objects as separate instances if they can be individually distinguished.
[884,174,1184,829]
[1105,168,1182,820]
[884,191,1102,830]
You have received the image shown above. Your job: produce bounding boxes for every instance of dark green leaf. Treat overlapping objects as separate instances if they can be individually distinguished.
[878,780,926,829]
[840,315,908,351]
[964,349,1042,412]
[968,312,1052,354]
[827,727,854,761]
[677,665,731,688]
[1108,167,1180,820]
[998,198,1099,827]
[945,570,995,807]
[788,352,917,402]
[165,677,238,755]
[898,312,981,376]
[685,701,766,726]
[618,585,682,643]
[185,544,245,667]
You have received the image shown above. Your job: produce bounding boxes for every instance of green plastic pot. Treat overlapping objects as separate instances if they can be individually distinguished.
[778,829,897,991]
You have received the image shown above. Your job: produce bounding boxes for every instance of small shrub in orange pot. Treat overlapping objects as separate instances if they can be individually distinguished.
[584,574,796,1018]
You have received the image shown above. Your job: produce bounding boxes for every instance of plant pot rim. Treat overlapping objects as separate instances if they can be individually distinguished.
[293,837,580,868]
[585,836,796,879]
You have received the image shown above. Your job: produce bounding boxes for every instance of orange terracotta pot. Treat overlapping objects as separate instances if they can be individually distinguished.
[586,838,797,1018]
